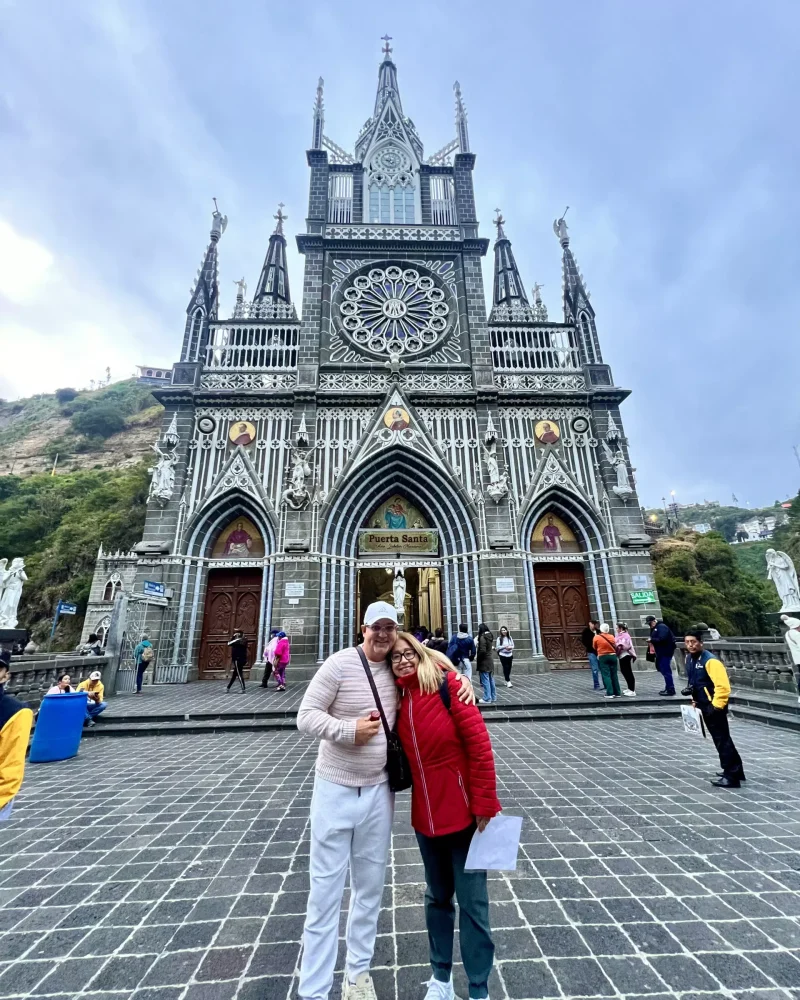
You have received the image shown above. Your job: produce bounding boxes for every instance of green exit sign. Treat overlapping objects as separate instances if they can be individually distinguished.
[631,589,657,605]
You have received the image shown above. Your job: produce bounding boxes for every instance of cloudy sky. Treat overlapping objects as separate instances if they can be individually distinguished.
[1,1,798,507]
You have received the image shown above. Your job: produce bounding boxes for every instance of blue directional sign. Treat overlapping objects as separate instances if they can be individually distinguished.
[57,601,78,616]
[143,581,166,598]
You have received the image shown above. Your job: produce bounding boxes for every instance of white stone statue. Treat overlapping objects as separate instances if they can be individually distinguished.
[482,444,509,504]
[780,615,800,666]
[148,441,178,505]
[483,445,500,485]
[393,566,407,617]
[211,199,228,238]
[602,441,633,501]
[281,449,312,510]
[766,549,800,612]
[0,558,27,629]
[553,209,569,243]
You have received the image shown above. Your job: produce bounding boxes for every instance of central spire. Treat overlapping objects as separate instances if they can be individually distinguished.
[374,34,402,116]
[490,209,533,322]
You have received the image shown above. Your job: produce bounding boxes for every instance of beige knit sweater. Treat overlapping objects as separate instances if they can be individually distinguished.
[297,647,396,787]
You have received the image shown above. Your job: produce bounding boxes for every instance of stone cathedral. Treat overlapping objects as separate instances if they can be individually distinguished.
[85,43,660,681]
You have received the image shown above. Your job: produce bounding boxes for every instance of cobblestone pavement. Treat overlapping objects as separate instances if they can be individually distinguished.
[2,718,800,999]
[106,670,685,718]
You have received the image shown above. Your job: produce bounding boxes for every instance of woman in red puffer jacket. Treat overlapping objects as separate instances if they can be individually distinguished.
[392,631,501,1000]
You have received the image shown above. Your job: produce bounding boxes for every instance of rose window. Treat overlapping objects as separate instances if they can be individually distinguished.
[337,265,452,357]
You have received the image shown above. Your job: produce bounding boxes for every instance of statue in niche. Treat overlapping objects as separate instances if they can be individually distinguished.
[282,449,312,510]
[482,443,509,504]
[147,440,178,505]
[393,566,407,618]
[0,558,27,629]
[601,441,633,501]
[766,549,800,612]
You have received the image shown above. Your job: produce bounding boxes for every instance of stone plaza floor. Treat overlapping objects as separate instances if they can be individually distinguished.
[2,717,800,999]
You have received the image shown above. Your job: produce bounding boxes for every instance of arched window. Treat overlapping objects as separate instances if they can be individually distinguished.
[95,616,111,647]
[189,307,204,360]
[579,312,595,363]
[102,578,123,602]
[366,144,416,224]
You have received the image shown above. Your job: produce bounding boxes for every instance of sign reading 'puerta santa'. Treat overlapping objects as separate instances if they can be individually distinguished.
[358,529,439,555]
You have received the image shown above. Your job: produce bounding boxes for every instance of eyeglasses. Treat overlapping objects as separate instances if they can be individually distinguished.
[366,625,397,635]
[390,649,418,663]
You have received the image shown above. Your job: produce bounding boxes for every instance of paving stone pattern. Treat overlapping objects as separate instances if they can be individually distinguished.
[1,719,800,999]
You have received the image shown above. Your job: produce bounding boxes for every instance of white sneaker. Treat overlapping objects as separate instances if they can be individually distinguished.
[622,689,636,697]
[479,698,490,704]
[507,681,512,688]
[423,975,458,999]
[343,972,378,1000]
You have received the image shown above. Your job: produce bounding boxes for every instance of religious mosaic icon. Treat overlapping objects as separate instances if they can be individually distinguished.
[336,264,452,358]
[531,513,579,553]
[229,421,256,446]
[211,516,265,559]
[384,406,410,432]
[369,495,427,530]
[534,419,560,445]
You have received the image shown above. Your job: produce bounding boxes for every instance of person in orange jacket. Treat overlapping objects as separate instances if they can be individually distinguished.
[0,652,34,820]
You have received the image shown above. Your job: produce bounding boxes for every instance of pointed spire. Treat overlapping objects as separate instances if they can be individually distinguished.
[454,81,470,153]
[374,35,402,115]
[490,209,533,322]
[253,203,293,312]
[312,77,324,150]
[553,208,602,361]
[182,200,226,361]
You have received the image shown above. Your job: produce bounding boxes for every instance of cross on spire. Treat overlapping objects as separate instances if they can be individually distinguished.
[381,34,392,58]
[493,208,506,238]
[273,202,287,235]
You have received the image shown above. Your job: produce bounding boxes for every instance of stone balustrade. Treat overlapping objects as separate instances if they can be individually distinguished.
[676,640,796,694]
[5,654,111,707]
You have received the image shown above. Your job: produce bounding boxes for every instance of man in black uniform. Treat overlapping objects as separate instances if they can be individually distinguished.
[683,631,745,788]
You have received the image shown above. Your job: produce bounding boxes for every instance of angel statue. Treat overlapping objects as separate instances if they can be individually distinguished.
[281,449,312,510]
[766,549,800,612]
[147,441,178,505]
[0,558,27,629]
[211,198,228,238]
[482,444,509,503]
[601,441,633,501]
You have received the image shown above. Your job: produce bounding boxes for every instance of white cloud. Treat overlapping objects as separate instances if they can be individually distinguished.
[0,219,54,304]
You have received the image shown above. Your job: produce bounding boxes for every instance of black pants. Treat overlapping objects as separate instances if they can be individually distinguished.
[705,708,745,780]
[261,661,273,688]
[227,661,246,692]
[415,823,493,999]
[499,655,513,682]
[618,655,635,691]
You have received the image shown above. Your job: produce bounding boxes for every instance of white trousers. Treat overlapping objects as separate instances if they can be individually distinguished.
[298,775,394,1000]
[460,659,473,680]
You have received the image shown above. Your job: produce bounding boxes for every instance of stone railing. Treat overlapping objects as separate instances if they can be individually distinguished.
[5,654,111,707]
[675,640,795,694]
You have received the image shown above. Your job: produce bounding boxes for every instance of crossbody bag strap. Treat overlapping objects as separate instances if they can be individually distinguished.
[356,646,392,740]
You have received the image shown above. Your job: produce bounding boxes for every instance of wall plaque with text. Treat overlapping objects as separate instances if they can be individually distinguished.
[358,529,439,555]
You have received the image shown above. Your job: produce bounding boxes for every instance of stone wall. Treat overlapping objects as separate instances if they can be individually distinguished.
[675,640,795,694]
[6,654,111,707]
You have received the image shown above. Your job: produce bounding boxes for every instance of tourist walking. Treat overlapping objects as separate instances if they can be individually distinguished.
[580,620,601,690]
[296,601,475,1000]
[476,624,497,704]
[261,628,280,688]
[426,628,449,655]
[226,630,247,693]
[495,626,515,686]
[646,615,676,695]
[0,652,34,821]
[593,625,622,699]
[272,630,290,692]
[133,632,153,694]
[683,631,745,788]
[614,622,637,696]
[391,631,501,1000]
[446,624,476,680]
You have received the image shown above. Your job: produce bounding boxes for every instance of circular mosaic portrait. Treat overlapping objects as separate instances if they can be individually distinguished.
[336,263,453,359]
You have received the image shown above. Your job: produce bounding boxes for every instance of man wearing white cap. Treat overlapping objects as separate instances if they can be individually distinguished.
[297,600,473,1000]
[780,615,800,703]
[76,671,106,727]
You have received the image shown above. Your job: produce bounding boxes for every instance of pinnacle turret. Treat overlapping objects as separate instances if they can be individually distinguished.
[180,200,227,362]
[553,209,602,362]
[454,81,470,153]
[253,203,293,312]
[490,209,534,322]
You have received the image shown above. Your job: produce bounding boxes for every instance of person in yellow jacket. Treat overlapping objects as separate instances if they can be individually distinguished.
[0,652,34,819]
[76,671,106,728]
[683,631,745,788]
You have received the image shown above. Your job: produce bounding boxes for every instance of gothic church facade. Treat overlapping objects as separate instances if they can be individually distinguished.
[85,44,660,679]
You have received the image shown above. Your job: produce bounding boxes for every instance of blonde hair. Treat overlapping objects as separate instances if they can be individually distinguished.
[395,631,455,695]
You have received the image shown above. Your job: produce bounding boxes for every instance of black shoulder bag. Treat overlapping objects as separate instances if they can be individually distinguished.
[356,646,412,792]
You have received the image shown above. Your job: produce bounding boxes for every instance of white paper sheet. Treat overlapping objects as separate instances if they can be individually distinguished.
[681,704,707,738]
[465,814,523,871]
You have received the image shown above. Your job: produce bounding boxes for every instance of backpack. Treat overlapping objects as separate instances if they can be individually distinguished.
[141,645,154,663]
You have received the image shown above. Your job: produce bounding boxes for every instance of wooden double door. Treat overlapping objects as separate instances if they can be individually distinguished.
[199,568,262,679]
[535,563,590,666]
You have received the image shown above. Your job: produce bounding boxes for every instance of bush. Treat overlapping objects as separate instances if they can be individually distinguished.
[55,387,78,403]
[70,406,125,439]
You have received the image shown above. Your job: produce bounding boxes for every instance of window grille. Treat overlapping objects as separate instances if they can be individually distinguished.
[430,175,457,226]
[328,173,353,223]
